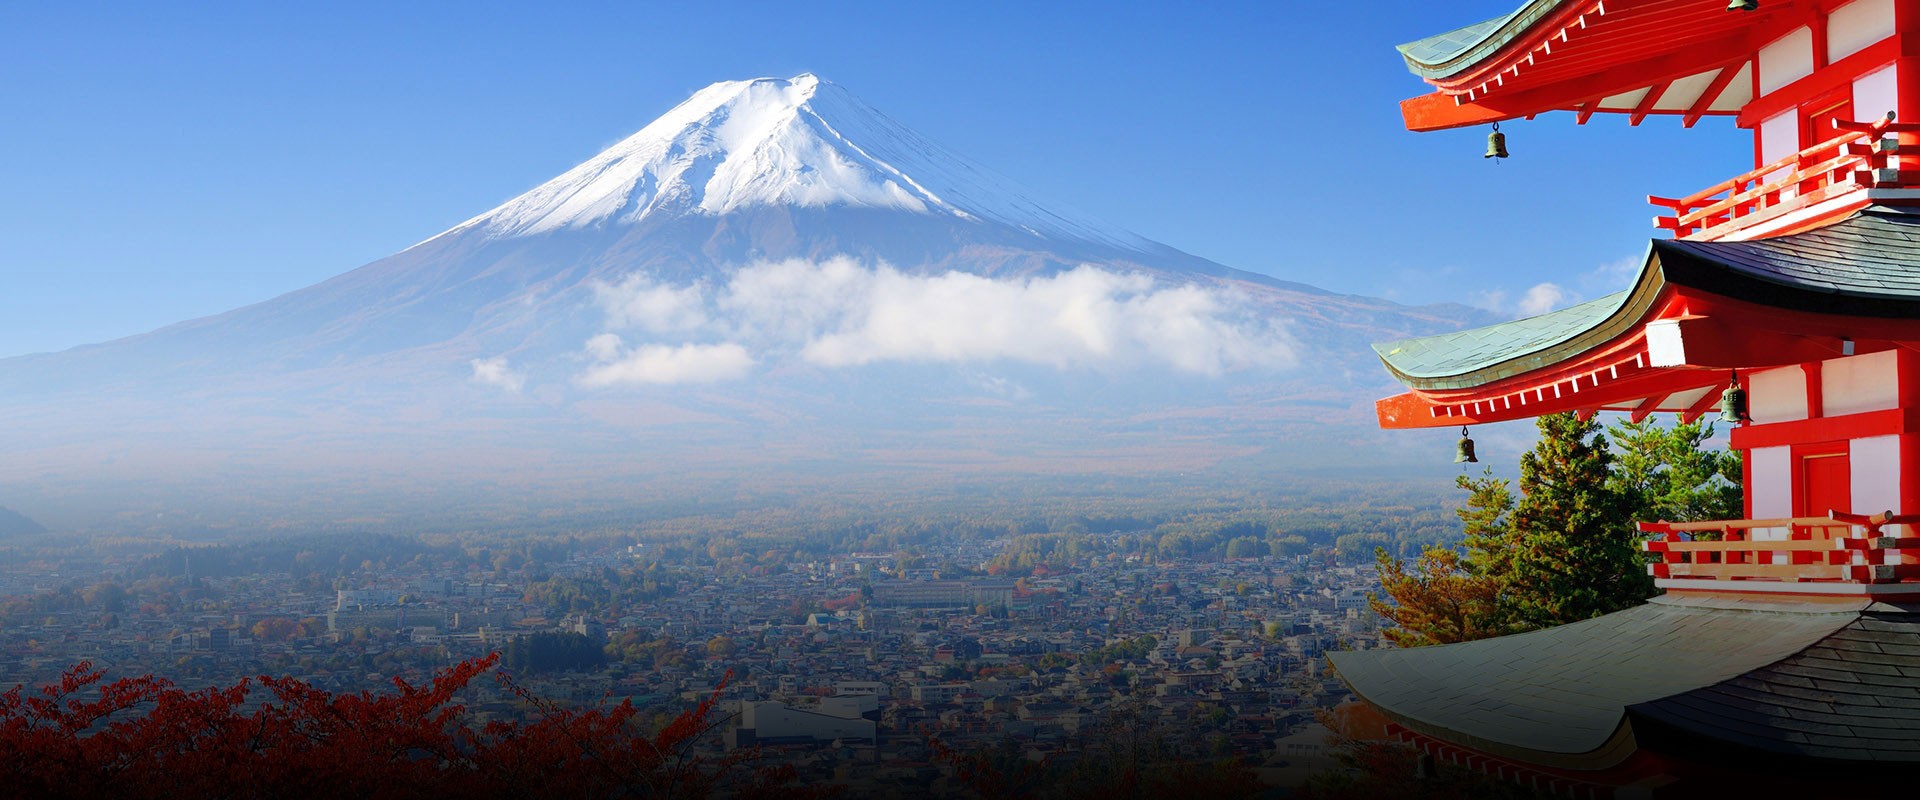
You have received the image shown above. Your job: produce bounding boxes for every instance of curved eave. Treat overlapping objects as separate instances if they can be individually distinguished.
[1329,596,1864,771]
[1397,0,1575,82]
[1374,248,1665,392]
[1380,207,1920,393]
[1396,0,1779,132]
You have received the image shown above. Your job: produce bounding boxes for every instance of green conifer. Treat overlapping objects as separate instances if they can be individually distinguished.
[1500,413,1653,627]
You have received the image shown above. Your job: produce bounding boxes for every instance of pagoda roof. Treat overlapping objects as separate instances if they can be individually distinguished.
[1394,0,1791,131]
[1630,605,1920,763]
[1396,2,1571,81]
[1329,594,1920,768]
[1658,205,1920,314]
[1373,290,1636,388]
[1376,206,1920,394]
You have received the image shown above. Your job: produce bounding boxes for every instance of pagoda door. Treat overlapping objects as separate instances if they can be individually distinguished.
[1798,89,1854,196]
[1792,450,1849,566]
[1799,451,1850,518]
[1802,88,1854,150]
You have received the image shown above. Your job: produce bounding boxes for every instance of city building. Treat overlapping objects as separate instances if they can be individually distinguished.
[729,696,878,748]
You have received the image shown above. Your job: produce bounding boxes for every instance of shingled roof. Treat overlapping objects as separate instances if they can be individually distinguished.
[1629,605,1920,763]
[1331,595,1920,770]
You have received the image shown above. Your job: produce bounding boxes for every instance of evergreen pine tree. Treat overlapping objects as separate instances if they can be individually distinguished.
[1369,471,1516,646]
[1607,415,1742,524]
[1501,412,1653,627]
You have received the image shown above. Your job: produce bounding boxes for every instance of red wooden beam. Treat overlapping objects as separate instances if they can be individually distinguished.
[1428,0,1743,94]
[1629,393,1667,423]
[1377,368,1733,429]
[1403,30,1763,131]
[1680,386,1724,425]
[1628,81,1670,127]
[1682,61,1745,129]
[1729,408,1920,450]
[1736,37,1901,127]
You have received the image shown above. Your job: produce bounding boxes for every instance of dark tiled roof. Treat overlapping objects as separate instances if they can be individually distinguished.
[1329,595,1862,766]
[1373,206,1920,390]
[1628,605,1920,762]
[1654,206,1920,313]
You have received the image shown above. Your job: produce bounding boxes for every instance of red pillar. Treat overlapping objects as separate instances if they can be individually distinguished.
[1899,349,1919,564]
[1895,1,1920,170]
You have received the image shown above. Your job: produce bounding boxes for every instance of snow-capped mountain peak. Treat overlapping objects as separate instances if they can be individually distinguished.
[445,74,1149,251]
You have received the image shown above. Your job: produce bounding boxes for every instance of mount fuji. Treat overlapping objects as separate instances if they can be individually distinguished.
[0,75,1491,530]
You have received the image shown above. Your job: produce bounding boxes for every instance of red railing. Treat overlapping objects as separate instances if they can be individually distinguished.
[1639,511,1920,586]
[1649,115,1920,240]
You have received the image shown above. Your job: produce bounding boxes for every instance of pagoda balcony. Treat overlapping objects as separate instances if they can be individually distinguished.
[1639,511,1920,597]
[1650,116,1920,241]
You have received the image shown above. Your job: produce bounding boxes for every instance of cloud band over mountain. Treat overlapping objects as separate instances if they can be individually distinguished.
[563,258,1299,387]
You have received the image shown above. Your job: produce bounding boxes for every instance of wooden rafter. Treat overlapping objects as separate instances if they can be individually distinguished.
[1682,61,1745,129]
[1423,0,1766,94]
[1681,384,1725,425]
[1629,394,1667,423]
[1628,80,1671,126]
[1404,29,1764,131]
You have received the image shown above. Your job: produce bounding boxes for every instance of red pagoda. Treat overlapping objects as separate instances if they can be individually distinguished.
[1332,1,1920,796]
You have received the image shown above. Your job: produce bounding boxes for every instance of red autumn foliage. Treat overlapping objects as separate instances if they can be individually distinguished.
[820,592,863,612]
[0,654,825,800]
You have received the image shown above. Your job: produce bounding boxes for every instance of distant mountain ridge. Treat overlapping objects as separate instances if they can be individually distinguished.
[0,74,1494,529]
[0,507,47,537]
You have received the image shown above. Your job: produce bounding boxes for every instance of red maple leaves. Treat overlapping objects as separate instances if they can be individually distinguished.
[0,655,817,800]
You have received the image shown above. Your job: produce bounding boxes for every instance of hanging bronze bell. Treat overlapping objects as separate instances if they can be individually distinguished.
[1718,379,1748,424]
[1727,0,1758,11]
[1454,427,1478,463]
[1485,124,1508,159]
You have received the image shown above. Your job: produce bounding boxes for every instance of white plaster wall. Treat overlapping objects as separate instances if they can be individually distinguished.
[1759,26,1816,95]
[1822,350,1901,416]
[1759,109,1799,185]
[1829,0,1896,62]
[1711,62,1755,112]
[1750,446,1794,539]
[1853,64,1899,123]
[1749,366,1810,423]
[1851,434,1903,515]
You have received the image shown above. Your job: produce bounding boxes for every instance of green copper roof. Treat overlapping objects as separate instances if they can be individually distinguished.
[1374,206,1920,393]
[1373,289,1638,388]
[1330,595,1863,767]
[1397,0,1571,80]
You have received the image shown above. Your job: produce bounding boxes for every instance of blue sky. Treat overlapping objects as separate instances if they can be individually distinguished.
[0,1,1749,360]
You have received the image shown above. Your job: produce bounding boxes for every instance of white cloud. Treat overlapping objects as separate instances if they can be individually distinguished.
[1516,283,1573,317]
[1467,289,1507,314]
[1474,254,1641,319]
[469,356,525,392]
[577,340,755,387]
[595,274,710,333]
[1579,254,1642,295]
[583,333,624,362]
[728,259,1295,374]
[573,258,1297,387]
